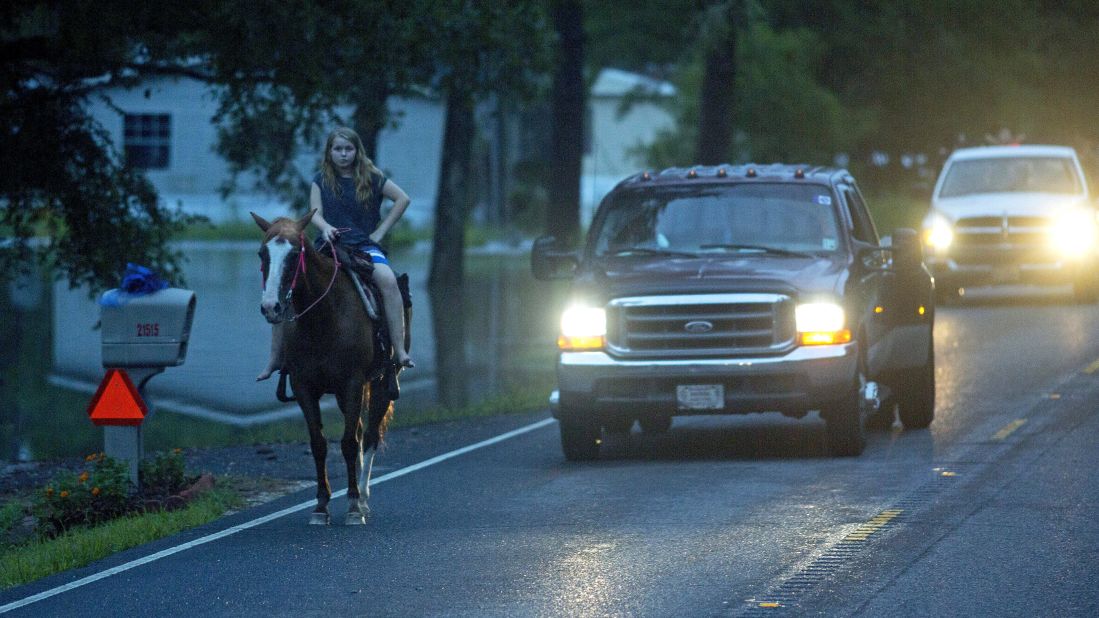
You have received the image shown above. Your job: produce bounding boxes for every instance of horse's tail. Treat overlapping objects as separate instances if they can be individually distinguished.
[397,273,412,353]
[365,377,394,451]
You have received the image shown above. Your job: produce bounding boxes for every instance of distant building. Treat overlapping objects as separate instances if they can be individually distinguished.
[85,68,676,230]
[85,77,443,227]
[581,68,677,225]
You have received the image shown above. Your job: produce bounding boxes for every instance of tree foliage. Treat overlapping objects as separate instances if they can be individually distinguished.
[1,1,210,290]
[640,0,1099,182]
[1,1,552,293]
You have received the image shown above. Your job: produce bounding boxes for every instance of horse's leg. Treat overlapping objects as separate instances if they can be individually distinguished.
[359,449,375,502]
[296,384,331,525]
[361,377,395,503]
[336,379,368,525]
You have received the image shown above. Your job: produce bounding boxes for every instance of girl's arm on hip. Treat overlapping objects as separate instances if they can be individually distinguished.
[371,179,412,243]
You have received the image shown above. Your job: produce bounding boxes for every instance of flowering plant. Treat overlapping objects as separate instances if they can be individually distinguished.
[139,449,193,499]
[33,453,134,535]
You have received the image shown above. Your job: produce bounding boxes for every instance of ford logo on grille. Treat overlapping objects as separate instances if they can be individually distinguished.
[684,320,714,334]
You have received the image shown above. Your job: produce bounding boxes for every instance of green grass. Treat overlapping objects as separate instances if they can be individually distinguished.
[12,374,555,460]
[0,488,242,590]
[0,502,24,536]
[392,380,555,428]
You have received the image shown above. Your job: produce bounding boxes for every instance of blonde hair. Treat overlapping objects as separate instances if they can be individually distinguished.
[320,127,381,204]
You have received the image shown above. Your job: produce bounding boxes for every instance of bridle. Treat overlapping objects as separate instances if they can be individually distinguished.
[264,232,342,322]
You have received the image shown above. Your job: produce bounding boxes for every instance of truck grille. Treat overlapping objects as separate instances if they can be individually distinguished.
[605,293,795,358]
[951,215,1058,265]
[953,215,1051,246]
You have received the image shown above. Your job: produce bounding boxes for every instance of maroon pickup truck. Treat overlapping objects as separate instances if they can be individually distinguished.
[533,164,935,459]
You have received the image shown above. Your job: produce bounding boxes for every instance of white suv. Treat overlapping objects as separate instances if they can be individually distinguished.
[922,145,1099,301]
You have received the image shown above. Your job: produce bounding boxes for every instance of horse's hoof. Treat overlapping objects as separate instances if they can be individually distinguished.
[345,512,367,526]
[308,512,330,525]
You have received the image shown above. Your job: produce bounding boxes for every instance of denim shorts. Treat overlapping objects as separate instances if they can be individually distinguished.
[355,242,389,266]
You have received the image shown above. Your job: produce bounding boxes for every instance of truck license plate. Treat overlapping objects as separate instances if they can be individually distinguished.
[677,384,724,410]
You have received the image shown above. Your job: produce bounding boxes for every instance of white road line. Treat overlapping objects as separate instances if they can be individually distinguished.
[0,417,556,614]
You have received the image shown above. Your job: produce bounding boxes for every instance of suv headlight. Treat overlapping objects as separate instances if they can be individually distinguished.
[923,214,954,251]
[1050,209,1097,257]
[796,302,851,346]
[559,305,606,350]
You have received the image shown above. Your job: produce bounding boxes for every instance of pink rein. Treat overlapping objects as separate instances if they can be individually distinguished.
[285,232,342,321]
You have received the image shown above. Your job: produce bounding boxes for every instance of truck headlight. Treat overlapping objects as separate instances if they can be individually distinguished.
[558,306,606,350]
[1050,210,1097,257]
[796,302,851,346]
[923,216,954,251]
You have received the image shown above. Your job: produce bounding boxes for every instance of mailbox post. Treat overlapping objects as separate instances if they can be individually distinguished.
[94,287,196,485]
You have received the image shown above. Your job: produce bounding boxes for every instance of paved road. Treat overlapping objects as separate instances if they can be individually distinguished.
[4,285,1098,616]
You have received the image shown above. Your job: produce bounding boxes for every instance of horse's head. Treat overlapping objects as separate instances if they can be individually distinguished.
[251,209,316,323]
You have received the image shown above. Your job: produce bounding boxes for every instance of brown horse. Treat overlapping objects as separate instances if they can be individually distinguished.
[251,209,396,525]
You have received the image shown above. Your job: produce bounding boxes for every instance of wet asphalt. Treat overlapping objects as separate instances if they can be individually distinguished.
[5,285,1099,617]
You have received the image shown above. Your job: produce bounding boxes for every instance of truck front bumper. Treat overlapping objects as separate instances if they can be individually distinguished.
[553,343,857,419]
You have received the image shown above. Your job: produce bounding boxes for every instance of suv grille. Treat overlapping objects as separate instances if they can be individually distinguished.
[606,293,795,358]
[951,215,1057,264]
[953,215,1051,246]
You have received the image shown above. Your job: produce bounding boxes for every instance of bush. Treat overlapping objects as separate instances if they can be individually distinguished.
[32,450,200,537]
[139,449,193,499]
[33,453,134,536]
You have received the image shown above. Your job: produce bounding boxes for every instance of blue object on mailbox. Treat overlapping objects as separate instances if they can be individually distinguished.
[100,264,169,307]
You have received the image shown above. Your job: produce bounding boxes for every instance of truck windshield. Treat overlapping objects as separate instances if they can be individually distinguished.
[591,183,842,257]
[939,157,1082,198]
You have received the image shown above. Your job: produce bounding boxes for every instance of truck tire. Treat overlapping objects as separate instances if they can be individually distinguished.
[560,419,601,461]
[638,414,672,434]
[823,338,869,456]
[822,380,866,457]
[898,336,935,429]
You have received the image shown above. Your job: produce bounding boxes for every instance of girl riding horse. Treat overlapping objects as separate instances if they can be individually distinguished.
[258,126,415,380]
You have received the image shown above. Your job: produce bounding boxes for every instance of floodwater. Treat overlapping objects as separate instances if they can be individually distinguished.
[1,241,568,461]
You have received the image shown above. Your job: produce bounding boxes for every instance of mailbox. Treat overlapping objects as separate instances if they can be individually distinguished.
[100,287,196,368]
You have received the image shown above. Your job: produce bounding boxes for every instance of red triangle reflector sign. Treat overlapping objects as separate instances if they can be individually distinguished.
[87,369,148,426]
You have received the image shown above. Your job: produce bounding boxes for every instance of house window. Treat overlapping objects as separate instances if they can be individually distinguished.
[123,113,171,170]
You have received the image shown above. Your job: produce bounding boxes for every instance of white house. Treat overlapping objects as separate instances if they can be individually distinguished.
[85,77,443,227]
[581,68,677,224]
[85,68,676,230]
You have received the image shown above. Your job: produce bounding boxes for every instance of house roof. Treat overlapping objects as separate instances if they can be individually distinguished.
[590,68,676,98]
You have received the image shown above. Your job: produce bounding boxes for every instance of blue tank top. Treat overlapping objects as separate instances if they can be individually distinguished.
[312,172,387,247]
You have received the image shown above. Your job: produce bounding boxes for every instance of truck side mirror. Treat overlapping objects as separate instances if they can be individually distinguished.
[890,228,923,272]
[531,235,579,280]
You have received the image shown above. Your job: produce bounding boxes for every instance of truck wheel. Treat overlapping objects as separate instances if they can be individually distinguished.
[898,337,935,429]
[560,419,601,461]
[639,414,672,434]
[822,381,866,457]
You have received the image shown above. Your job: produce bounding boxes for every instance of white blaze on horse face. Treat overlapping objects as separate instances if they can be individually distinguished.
[261,237,294,312]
